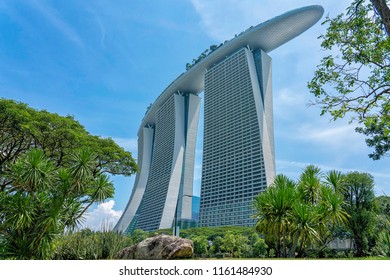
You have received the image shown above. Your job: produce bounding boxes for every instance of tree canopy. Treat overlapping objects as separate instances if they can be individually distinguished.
[308,0,390,160]
[253,166,390,258]
[0,98,138,259]
[0,98,137,190]
[342,172,377,256]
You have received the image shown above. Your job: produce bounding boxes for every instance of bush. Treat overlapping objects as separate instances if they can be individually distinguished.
[52,229,133,260]
[191,235,208,257]
[131,229,149,244]
[374,232,390,257]
[253,238,268,258]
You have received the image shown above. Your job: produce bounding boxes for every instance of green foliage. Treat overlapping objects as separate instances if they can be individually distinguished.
[131,228,149,244]
[210,236,224,255]
[376,195,390,220]
[298,165,323,204]
[254,166,350,258]
[252,233,268,257]
[221,232,236,256]
[52,229,133,260]
[254,174,297,257]
[290,202,321,257]
[374,232,390,257]
[324,170,346,194]
[185,25,255,70]
[342,172,378,257]
[376,196,390,229]
[191,235,208,257]
[218,231,250,258]
[0,149,116,259]
[0,98,137,191]
[179,225,255,241]
[0,99,138,259]
[153,226,256,258]
[185,44,223,70]
[308,0,390,160]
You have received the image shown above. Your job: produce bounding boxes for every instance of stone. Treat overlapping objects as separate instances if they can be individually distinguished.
[115,235,194,260]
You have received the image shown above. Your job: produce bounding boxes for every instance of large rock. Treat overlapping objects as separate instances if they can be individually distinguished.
[115,235,194,260]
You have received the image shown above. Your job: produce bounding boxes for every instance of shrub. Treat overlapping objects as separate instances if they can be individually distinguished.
[52,229,133,260]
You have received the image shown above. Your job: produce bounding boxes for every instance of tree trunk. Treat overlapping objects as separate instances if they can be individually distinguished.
[371,0,390,37]
[354,235,365,257]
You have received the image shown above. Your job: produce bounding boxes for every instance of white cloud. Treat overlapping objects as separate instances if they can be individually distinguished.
[273,85,367,154]
[81,200,123,231]
[297,124,362,146]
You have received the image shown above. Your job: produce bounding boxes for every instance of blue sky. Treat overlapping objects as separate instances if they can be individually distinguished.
[1,0,389,229]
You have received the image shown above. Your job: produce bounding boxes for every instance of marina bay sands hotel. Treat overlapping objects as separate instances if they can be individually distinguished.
[115,6,324,233]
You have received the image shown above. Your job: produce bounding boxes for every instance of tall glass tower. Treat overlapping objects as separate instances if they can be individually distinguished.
[114,93,201,233]
[199,48,275,227]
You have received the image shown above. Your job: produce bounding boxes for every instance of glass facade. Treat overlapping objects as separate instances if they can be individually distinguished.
[199,47,272,227]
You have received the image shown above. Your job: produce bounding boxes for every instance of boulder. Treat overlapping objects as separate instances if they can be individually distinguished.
[115,235,193,260]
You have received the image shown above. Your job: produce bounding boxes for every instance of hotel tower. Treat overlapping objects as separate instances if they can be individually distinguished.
[115,5,324,233]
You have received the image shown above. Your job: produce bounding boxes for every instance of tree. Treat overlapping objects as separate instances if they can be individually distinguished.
[0,99,138,259]
[191,235,208,257]
[373,195,390,256]
[221,232,236,256]
[297,165,323,204]
[324,170,346,194]
[221,232,250,258]
[210,236,224,255]
[290,167,346,257]
[290,202,320,257]
[252,234,268,258]
[308,0,390,160]
[315,183,350,256]
[375,231,390,257]
[254,167,350,258]
[253,174,296,257]
[0,149,116,259]
[0,98,137,191]
[342,172,377,256]
[131,229,149,244]
[371,0,390,36]
[375,195,390,232]
[235,235,251,258]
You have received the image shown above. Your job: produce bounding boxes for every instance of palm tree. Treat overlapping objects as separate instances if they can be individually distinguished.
[0,148,114,259]
[342,172,377,257]
[253,174,296,257]
[320,186,349,226]
[10,149,55,192]
[254,167,352,258]
[290,202,321,257]
[68,148,96,193]
[324,170,346,194]
[316,186,350,256]
[1,149,58,259]
[298,165,322,205]
[77,173,114,219]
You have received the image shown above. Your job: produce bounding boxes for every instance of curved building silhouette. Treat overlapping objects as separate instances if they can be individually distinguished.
[114,5,324,233]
